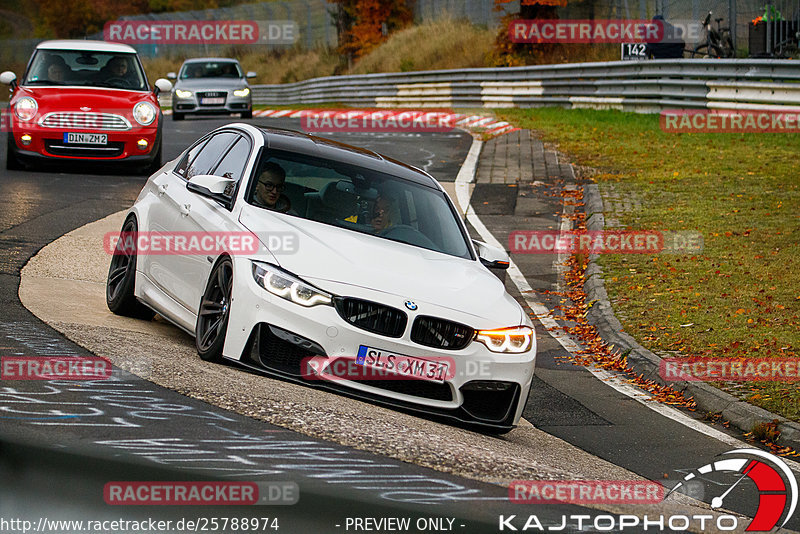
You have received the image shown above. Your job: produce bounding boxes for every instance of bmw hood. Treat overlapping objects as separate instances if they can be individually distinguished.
[239,205,523,326]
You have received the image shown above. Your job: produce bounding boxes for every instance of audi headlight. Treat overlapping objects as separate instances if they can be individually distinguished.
[475,326,534,354]
[133,102,156,126]
[251,262,332,307]
[233,87,250,97]
[14,97,37,121]
[174,89,193,99]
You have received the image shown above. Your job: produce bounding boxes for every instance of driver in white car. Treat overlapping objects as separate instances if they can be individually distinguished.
[370,195,393,233]
[254,162,293,214]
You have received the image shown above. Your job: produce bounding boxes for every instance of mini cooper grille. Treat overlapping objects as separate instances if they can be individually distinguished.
[334,298,407,338]
[44,139,125,158]
[411,316,474,350]
[39,112,131,131]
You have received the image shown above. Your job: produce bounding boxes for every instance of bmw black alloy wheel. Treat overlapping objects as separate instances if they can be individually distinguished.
[106,217,154,319]
[196,257,233,362]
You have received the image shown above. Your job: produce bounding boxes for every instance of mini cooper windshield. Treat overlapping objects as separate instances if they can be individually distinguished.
[23,50,148,91]
[244,150,473,260]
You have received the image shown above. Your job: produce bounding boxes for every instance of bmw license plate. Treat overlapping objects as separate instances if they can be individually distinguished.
[201,97,225,105]
[356,345,450,383]
[64,132,107,145]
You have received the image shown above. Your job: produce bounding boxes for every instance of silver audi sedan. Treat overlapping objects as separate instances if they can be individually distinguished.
[168,58,255,120]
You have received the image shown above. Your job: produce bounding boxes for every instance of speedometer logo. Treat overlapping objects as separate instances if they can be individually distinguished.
[667,448,798,531]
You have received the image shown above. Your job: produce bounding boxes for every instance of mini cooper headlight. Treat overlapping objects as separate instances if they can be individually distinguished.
[251,261,332,307]
[14,97,37,121]
[233,87,250,97]
[174,89,193,99]
[133,101,157,126]
[475,326,533,354]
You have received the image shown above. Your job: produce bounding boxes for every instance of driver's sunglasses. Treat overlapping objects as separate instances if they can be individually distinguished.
[259,182,285,192]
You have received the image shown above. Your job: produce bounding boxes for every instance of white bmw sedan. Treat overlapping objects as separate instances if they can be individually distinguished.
[106,123,536,432]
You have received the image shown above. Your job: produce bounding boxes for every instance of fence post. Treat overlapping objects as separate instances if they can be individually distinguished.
[766,2,773,55]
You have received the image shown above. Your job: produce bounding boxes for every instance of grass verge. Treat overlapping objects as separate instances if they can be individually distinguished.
[497,108,800,422]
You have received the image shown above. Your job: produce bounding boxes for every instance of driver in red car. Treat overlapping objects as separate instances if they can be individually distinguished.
[101,56,134,86]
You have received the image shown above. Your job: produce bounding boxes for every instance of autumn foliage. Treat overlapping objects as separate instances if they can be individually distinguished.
[328,0,413,61]
[33,0,228,39]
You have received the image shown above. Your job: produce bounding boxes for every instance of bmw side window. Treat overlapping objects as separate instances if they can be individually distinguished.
[184,132,238,179]
[211,136,250,182]
[174,138,208,179]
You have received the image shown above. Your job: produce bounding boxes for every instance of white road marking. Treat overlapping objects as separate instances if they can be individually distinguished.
[454,136,800,472]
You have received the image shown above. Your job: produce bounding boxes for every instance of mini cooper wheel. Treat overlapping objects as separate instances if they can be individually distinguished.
[6,134,24,171]
[195,257,233,362]
[106,217,154,319]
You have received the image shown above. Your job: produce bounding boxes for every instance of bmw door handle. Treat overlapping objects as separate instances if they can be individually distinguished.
[180,204,191,216]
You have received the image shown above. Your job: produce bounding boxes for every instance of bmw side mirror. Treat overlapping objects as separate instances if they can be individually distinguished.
[0,71,17,90]
[187,174,237,208]
[153,78,173,97]
[473,239,510,270]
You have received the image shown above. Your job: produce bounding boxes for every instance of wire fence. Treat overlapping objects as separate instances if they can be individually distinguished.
[0,0,797,69]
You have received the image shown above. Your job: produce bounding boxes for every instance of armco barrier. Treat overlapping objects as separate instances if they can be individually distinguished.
[240,59,800,113]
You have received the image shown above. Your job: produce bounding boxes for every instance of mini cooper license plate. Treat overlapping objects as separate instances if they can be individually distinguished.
[356,345,450,383]
[64,132,107,145]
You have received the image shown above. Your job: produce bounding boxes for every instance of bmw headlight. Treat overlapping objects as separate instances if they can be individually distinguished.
[174,89,193,99]
[14,97,37,121]
[233,87,250,97]
[475,326,533,354]
[251,261,332,307]
[133,102,156,126]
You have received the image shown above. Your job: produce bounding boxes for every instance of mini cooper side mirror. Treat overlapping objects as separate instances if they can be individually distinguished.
[153,78,173,96]
[473,239,510,270]
[0,71,17,89]
[167,72,177,80]
[246,71,256,79]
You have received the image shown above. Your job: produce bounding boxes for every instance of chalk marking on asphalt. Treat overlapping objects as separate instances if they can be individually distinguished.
[454,136,800,472]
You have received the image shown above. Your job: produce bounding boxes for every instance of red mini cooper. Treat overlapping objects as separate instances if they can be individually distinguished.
[2,40,172,173]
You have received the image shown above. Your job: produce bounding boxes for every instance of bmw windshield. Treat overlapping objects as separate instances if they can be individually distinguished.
[245,149,473,260]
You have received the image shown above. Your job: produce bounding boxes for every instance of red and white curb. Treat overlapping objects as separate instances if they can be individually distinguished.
[253,109,517,137]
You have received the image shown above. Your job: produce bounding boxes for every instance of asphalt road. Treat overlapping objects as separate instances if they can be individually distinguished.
[1,116,797,533]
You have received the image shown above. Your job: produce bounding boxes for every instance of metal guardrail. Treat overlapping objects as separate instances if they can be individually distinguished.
[246,59,800,112]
